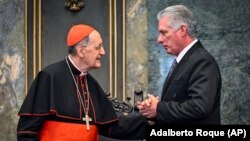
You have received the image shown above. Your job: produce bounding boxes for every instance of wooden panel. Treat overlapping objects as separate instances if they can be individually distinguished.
[26,0,127,100]
[41,0,110,90]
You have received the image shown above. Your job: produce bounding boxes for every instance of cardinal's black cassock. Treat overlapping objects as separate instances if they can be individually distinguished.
[17,57,146,141]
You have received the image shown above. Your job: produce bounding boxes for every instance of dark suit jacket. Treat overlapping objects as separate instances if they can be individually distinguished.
[157,41,221,124]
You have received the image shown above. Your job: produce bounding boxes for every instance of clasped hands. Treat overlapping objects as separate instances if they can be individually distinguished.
[136,94,160,119]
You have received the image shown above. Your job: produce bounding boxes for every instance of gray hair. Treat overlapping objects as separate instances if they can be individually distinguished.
[68,36,90,54]
[157,5,197,38]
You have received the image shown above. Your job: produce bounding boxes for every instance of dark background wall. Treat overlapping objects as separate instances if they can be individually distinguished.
[41,0,110,91]
[147,0,250,124]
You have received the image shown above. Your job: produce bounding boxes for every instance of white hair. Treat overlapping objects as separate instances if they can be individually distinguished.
[157,5,197,38]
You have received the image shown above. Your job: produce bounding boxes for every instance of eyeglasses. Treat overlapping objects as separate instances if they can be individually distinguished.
[94,43,103,50]
[79,43,103,50]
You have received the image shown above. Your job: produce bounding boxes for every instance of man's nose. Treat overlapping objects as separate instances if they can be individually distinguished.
[100,47,105,55]
[157,34,163,44]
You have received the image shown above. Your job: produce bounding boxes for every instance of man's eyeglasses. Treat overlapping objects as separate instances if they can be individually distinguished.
[79,43,103,50]
[94,43,103,50]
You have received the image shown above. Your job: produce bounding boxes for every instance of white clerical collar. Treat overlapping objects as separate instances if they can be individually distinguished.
[176,39,198,63]
[68,55,87,76]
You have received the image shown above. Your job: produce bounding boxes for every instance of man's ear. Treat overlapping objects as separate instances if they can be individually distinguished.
[179,25,188,37]
[76,46,85,57]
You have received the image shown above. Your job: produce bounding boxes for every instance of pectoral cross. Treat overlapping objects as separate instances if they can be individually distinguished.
[82,114,92,131]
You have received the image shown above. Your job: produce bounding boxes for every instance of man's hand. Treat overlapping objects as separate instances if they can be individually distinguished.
[136,94,159,119]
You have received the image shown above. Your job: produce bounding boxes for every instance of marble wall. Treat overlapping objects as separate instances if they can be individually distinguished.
[126,0,148,100]
[0,0,25,140]
[146,0,250,124]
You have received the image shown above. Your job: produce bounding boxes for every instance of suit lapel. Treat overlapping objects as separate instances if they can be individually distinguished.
[161,41,203,98]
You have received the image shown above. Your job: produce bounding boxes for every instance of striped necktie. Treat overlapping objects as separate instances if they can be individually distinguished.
[161,59,178,96]
[167,59,177,80]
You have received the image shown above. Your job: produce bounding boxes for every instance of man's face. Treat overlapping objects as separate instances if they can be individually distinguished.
[82,30,105,70]
[157,16,182,56]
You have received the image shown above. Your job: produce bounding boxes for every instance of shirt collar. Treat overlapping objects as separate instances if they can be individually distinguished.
[176,39,198,63]
[68,55,87,76]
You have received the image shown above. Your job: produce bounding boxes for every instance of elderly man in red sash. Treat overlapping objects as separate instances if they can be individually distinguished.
[17,24,146,141]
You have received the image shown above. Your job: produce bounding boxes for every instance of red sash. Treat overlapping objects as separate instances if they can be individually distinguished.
[39,120,98,141]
